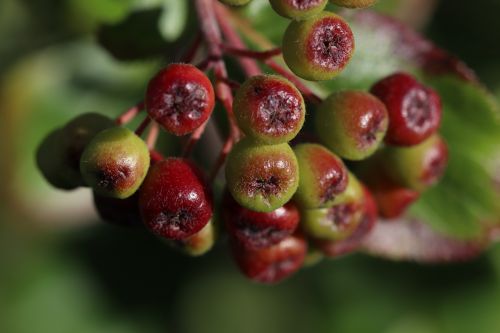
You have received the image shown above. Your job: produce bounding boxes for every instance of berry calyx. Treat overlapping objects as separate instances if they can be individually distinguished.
[223,192,300,249]
[139,158,213,240]
[315,91,388,160]
[282,11,355,81]
[80,127,150,199]
[233,75,305,144]
[378,134,449,192]
[269,0,328,20]
[145,63,215,136]
[301,172,365,240]
[231,232,307,284]
[329,0,376,8]
[225,139,299,212]
[293,143,348,208]
[370,72,442,146]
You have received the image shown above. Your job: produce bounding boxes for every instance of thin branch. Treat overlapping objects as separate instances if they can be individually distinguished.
[146,122,160,150]
[222,45,282,60]
[135,116,152,136]
[115,101,145,125]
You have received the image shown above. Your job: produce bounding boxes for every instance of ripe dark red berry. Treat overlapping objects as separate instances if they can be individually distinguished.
[233,75,305,144]
[139,158,213,240]
[370,72,442,146]
[282,11,355,81]
[315,91,389,160]
[223,192,300,249]
[146,63,215,136]
[231,232,307,284]
[93,192,142,226]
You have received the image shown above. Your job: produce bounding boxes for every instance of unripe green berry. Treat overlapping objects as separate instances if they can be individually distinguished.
[329,0,376,9]
[219,0,252,6]
[225,138,299,212]
[377,134,448,192]
[282,11,355,81]
[170,220,216,256]
[80,127,150,199]
[233,74,305,144]
[36,129,81,190]
[301,172,364,240]
[293,143,348,208]
[269,0,328,20]
[315,91,388,160]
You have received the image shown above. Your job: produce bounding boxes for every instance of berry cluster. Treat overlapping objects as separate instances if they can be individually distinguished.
[36,0,448,283]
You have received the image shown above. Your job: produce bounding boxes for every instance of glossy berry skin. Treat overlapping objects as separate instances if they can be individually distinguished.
[329,0,376,8]
[282,11,355,81]
[233,75,305,144]
[379,134,448,192]
[223,192,300,249]
[301,172,364,240]
[315,186,377,257]
[315,91,388,160]
[231,232,307,284]
[93,192,142,226]
[293,143,348,208]
[36,129,80,190]
[269,0,328,20]
[370,72,442,146]
[219,0,252,5]
[139,158,213,240]
[225,139,299,212]
[80,127,150,199]
[170,220,216,256]
[146,63,215,136]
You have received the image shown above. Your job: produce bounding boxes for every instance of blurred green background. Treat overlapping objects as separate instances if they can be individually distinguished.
[1,0,500,332]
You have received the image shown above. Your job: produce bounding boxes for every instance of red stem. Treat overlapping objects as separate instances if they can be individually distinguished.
[222,45,282,60]
[182,120,210,157]
[181,32,203,63]
[150,149,164,163]
[115,101,145,125]
[146,122,160,150]
[135,116,152,136]
[214,2,261,77]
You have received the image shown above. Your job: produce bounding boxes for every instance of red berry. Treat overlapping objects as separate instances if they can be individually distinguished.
[372,184,420,219]
[145,63,215,136]
[231,232,307,284]
[139,158,213,240]
[370,72,442,146]
[223,192,300,249]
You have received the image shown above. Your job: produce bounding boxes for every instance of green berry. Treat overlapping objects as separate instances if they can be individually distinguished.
[80,127,150,199]
[315,91,388,160]
[225,138,299,212]
[301,172,364,240]
[329,0,376,9]
[233,75,305,144]
[269,0,328,20]
[377,134,448,192]
[36,129,80,190]
[293,143,348,208]
[282,11,355,81]
[219,0,252,6]
[61,113,115,184]
[170,220,216,256]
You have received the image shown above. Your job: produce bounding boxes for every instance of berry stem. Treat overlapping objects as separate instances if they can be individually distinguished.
[221,45,282,60]
[209,136,234,183]
[181,32,203,64]
[146,122,160,150]
[214,2,261,77]
[150,149,165,163]
[135,116,152,136]
[115,101,145,125]
[182,120,210,157]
